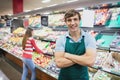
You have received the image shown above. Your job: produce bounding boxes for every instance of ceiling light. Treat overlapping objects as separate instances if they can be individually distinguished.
[43,12,51,15]
[42,0,51,3]
[67,0,78,3]
[13,17,18,19]
[24,10,31,12]
[47,4,58,7]
[75,8,84,10]
[34,7,43,10]
[25,15,30,18]
[7,14,12,16]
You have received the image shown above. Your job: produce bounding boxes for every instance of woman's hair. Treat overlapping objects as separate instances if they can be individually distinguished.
[64,9,81,22]
[22,27,33,50]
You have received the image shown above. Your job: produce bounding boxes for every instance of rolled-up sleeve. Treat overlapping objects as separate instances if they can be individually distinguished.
[55,36,66,52]
[85,33,97,49]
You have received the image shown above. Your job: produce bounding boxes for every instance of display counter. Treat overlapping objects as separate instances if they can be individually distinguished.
[0,48,57,80]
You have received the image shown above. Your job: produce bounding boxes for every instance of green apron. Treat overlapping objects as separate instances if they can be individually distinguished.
[58,36,89,80]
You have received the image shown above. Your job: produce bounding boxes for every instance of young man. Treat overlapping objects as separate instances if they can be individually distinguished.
[54,9,97,80]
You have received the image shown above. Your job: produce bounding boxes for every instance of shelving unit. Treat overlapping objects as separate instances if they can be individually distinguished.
[0,1,120,80]
[0,27,120,80]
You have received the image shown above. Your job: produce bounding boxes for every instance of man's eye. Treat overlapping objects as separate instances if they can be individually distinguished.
[74,18,78,21]
[67,19,72,22]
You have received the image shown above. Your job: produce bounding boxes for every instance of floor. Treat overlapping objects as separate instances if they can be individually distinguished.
[0,57,22,80]
[0,70,9,80]
[0,52,26,80]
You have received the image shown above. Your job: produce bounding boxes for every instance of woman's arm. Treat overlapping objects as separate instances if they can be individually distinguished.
[31,39,43,54]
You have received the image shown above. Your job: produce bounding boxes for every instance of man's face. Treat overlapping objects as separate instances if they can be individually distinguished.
[65,14,80,32]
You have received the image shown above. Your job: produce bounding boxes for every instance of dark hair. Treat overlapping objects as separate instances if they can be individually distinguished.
[22,27,33,50]
[25,27,33,37]
[64,9,81,22]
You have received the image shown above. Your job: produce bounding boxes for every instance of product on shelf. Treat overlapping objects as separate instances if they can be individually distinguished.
[12,27,25,36]
[29,15,41,28]
[1,43,13,51]
[94,8,110,26]
[93,70,111,80]
[89,30,98,37]
[48,14,65,26]
[89,72,95,80]
[33,52,52,68]
[46,59,60,75]
[102,52,120,75]
[110,74,120,80]
[33,28,66,41]
[88,67,97,80]
[110,35,120,50]
[9,36,23,46]
[0,27,10,33]
[96,34,115,48]
[112,52,120,62]
[0,41,3,47]
[107,8,120,28]
[11,46,23,58]
[33,29,49,39]
[93,51,109,68]
[36,41,54,56]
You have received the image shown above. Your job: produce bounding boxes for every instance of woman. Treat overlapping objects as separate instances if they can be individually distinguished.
[21,27,43,80]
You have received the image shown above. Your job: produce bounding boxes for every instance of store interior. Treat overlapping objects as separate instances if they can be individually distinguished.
[0,0,120,80]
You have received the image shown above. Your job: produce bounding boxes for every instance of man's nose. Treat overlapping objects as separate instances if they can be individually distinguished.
[71,20,75,24]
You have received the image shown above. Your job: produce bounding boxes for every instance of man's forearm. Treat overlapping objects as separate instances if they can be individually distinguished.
[65,53,96,67]
[55,57,75,68]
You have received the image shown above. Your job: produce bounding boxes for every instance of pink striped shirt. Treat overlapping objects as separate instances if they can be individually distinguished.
[23,37,43,58]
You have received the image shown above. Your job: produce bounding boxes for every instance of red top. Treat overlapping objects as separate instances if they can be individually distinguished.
[22,37,43,59]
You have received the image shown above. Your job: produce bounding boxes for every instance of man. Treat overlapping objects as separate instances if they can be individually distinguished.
[54,9,97,80]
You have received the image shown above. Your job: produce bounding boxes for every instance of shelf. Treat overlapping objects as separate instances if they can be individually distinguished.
[0,47,22,60]
[110,48,120,53]
[36,65,58,79]
[101,69,120,77]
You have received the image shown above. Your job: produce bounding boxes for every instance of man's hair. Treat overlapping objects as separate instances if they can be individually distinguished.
[64,9,81,22]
